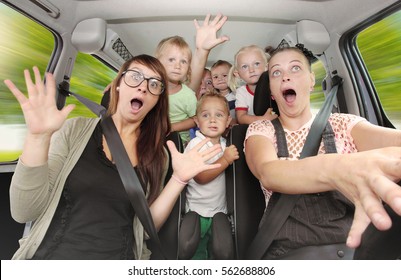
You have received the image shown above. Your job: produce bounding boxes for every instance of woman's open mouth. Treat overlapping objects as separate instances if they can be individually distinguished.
[283,89,296,103]
[131,98,143,110]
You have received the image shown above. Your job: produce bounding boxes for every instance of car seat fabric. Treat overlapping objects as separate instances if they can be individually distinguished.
[353,203,401,260]
[225,71,275,259]
[101,87,110,109]
[147,131,185,260]
[211,212,235,259]
[225,124,265,259]
[178,211,201,259]
[253,71,279,116]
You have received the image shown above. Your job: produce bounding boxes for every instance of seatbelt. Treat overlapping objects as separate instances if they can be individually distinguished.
[245,79,342,260]
[60,85,166,259]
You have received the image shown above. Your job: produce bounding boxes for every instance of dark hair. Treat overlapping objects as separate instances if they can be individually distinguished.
[270,46,312,71]
[107,54,171,204]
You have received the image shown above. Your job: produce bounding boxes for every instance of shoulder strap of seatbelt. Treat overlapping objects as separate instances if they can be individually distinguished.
[245,78,341,259]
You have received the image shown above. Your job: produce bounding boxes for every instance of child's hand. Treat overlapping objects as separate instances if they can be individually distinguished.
[194,14,230,52]
[223,145,239,165]
[263,108,277,121]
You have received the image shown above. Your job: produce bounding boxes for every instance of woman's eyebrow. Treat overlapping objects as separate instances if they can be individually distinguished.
[270,59,303,70]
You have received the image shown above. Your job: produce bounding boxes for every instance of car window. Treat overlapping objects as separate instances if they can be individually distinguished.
[67,53,116,118]
[357,10,401,129]
[0,2,116,163]
[310,60,326,114]
[0,3,54,162]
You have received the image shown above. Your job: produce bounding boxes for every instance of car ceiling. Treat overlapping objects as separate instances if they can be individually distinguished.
[6,0,399,67]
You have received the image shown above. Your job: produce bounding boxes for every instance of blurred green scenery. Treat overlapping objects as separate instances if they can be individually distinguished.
[1,4,401,162]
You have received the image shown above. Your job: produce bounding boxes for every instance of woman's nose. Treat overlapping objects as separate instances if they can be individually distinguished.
[137,79,148,93]
[282,73,290,82]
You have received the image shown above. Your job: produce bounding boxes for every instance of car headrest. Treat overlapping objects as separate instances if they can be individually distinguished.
[253,71,279,116]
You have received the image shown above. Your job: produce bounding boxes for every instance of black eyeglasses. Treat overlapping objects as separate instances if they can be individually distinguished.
[122,70,164,96]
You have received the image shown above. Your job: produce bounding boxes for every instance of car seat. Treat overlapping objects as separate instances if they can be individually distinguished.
[353,203,401,260]
[176,139,234,260]
[225,70,273,259]
[147,131,185,260]
[253,71,279,116]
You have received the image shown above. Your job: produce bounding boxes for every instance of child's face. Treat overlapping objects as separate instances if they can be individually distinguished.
[197,71,213,99]
[235,49,267,86]
[194,97,231,141]
[158,45,190,84]
[211,65,230,92]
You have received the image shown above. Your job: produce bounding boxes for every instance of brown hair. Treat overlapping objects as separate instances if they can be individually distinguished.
[269,46,312,71]
[196,92,230,116]
[107,54,171,204]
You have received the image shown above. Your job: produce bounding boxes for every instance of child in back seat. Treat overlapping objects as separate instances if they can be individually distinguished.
[155,14,229,147]
[231,45,277,124]
[179,93,239,259]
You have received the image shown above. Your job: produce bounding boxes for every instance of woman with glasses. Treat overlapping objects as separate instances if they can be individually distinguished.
[4,54,222,260]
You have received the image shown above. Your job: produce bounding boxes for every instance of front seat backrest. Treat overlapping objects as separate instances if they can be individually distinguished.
[226,70,278,259]
[253,70,279,116]
[226,124,265,259]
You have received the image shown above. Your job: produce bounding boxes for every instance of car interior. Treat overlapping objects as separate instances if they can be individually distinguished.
[1,0,401,260]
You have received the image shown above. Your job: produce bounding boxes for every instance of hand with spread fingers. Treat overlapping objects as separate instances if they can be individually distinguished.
[167,137,222,184]
[4,66,75,137]
[193,13,229,52]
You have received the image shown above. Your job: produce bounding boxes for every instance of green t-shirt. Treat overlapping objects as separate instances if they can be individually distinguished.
[169,84,197,145]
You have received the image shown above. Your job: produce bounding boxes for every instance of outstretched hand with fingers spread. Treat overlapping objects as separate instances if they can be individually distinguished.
[167,137,222,183]
[330,147,401,248]
[194,13,230,52]
[4,67,75,136]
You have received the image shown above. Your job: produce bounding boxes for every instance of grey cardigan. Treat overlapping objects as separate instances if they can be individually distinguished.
[10,117,167,259]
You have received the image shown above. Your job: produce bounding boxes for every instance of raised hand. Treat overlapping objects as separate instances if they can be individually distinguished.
[166,137,222,183]
[4,67,75,166]
[4,66,75,136]
[194,13,230,52]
